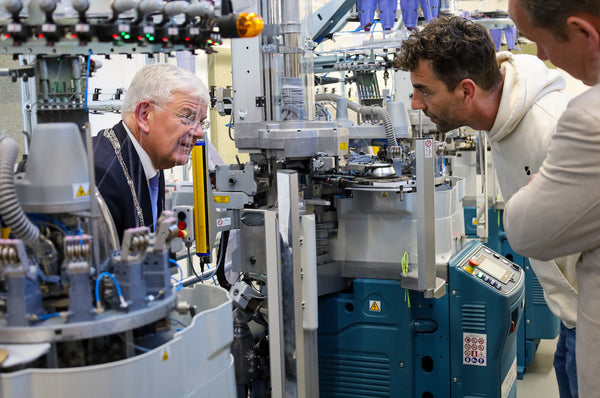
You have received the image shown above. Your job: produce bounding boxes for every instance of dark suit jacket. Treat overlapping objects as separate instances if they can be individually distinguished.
[93,121,165,242]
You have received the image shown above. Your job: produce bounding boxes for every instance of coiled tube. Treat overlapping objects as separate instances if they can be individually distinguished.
[0,134,40,245]
[315,93,397,147]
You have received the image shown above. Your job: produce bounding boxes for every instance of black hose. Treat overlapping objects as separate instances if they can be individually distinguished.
[216,230,231,290]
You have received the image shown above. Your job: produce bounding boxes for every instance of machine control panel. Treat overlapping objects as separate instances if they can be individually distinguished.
[460,245,522,294]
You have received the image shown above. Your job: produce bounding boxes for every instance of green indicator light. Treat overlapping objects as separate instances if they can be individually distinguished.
[124,34,131,40]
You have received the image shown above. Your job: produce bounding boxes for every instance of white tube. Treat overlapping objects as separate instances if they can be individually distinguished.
[111,0,138,14]
[162,0,188,16]
[0,134,40,245]
[137,0,163,15]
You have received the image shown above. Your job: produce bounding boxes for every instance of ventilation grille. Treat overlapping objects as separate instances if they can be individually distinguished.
[461,303,486,332]
[530,273,547,305]
[319,352,391,397]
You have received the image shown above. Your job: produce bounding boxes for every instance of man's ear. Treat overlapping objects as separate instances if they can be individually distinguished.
[135,101,152,135]
[566,15,600,52]
[457,79,477,104]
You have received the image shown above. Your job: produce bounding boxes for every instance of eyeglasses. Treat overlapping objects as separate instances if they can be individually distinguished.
[151,102,210,131]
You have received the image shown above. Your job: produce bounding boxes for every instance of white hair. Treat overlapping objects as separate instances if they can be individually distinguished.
[121,63,209,116]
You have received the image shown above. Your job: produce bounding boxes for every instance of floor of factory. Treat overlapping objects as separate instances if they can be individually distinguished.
[517,337,560,396]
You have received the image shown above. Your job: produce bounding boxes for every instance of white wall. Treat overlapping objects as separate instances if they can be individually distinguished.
[451,0,507,12]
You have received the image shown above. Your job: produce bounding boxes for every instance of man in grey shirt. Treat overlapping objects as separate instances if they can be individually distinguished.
[505,1,600,396]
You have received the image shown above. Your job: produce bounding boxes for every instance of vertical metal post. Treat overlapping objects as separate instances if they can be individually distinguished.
[124,330,135,358]
[300,215,319,398]
[281,0,301,79]
[19,54,36,154]
[476,131,489,242]
[84,122,103,272]
[264,209,285,397]
[276,169,306,397]
[415,138,436,294]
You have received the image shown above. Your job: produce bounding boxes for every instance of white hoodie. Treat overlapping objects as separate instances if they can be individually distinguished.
[487,52,578,328]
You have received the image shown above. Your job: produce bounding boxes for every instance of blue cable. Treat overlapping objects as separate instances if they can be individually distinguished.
[29,214,71,234]
[39,312,61,321]
[85,49,92,112]
[204,264,218,286]
[171,277,183,291]
[442,152,447,176]
[169,258,184,282]
[37,267,60,284]
[365,21,385,39]
[48,216,71,234]
[95,272,125,307]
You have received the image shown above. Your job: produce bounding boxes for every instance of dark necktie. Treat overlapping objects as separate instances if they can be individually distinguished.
[149,173,159,231]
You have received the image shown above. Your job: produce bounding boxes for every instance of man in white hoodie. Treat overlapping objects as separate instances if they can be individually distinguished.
[395,16,579,396]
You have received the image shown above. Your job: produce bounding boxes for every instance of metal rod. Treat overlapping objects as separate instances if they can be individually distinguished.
[415,138,436,293]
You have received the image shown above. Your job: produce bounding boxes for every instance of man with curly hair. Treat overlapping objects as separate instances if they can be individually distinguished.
[396,16,579,397]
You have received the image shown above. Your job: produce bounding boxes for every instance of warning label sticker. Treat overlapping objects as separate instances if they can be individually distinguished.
[72,183,90,199]
[216,217,232,227]
[463,332,487,366]
[161,347,171,362]
[369,300,381,312]
[424,139,433,158]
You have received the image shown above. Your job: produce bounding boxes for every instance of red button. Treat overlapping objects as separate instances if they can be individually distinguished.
[468,259,480,268]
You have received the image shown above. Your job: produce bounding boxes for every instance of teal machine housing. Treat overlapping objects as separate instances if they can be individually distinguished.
[464,206,560,378]
[318,241,525,397]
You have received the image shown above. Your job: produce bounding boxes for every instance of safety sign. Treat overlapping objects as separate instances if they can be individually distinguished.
[463,332,487,366]
[369,300,381,312]
[73,182,90,198]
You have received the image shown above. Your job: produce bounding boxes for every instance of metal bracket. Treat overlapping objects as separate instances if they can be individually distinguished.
[121,227,150,263]
[7,65,35,82]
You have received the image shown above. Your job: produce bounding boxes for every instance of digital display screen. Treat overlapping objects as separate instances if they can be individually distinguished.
[477,256,513,284]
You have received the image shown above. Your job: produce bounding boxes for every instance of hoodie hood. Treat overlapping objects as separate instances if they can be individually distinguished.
[488,52,566,142]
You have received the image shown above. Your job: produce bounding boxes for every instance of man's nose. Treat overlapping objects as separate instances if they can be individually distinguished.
[191,124,204,139]
[411,91,426,111]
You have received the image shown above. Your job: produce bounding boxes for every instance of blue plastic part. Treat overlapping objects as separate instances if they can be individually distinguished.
[356,0,377,29]
[464,206,560,378]
[318,241,524,397]
[378,0,398,29]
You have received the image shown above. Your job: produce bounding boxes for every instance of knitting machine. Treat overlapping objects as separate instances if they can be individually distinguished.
[446,132,560,379]
[0,1,264,397]
[203,0,525,397]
